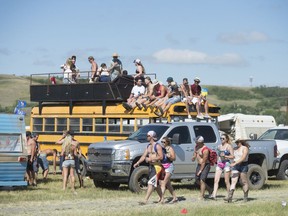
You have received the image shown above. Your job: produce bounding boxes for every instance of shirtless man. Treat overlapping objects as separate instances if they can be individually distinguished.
[38,148,58,179]
[88,56,98,83]
[26,131,37,186]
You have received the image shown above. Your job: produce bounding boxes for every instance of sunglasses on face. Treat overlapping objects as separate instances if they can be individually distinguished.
[221,137,225,140]
[161,141,166,143]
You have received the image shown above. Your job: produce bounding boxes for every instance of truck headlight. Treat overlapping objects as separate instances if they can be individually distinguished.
[114,149,130,160]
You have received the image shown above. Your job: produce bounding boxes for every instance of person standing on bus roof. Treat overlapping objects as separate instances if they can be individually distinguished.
[88,56,98,83]
[109,53,123,81]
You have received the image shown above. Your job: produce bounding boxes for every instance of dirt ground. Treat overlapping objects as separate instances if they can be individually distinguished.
[1,179,288,216]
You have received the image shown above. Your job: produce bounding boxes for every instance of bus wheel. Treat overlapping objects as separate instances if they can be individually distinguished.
[247,164,265,190]
[128,166,149,193]
[93,180,120,189]
[79,156,87,177]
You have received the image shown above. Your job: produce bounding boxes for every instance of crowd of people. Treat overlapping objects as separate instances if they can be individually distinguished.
[135,130,250,204]
[122,76,211,119]
[25,128,249,203]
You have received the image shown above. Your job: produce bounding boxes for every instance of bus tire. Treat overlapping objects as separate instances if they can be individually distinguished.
[128,166,149,193]
[276,160,288,180]
[247,164,266,190]
[93,180,120,189]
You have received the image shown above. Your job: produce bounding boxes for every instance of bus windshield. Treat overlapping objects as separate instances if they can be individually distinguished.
[127,125,170,143]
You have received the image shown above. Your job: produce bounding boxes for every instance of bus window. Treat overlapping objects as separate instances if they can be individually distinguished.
[108,118,120,133]
[123,118,135,133]
[57,118,67,132]
[33,118,43,132]
[69,118,80,132]
[95,118,106,133]
[45,118,55,132]
[82,118,93,132]
[137,119,149,129]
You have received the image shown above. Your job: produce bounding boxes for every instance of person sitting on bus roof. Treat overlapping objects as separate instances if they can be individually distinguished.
[180,78,193,119]
[135,76,154,110]
[141,79,167,111]
[122,77,146,111]
[154,79,181,117]
[98,63,111,82]
[191,77,211,119]
[88,56,98,83]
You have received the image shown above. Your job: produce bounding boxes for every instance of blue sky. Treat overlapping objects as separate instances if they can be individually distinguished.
[0,0,287,87]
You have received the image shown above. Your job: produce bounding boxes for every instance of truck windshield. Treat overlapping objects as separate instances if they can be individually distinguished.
[259,129,288,140]
[127,125,169,143]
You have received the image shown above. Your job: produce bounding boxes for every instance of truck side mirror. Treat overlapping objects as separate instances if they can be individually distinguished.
[249,133,257,140]
[172,133,180,144]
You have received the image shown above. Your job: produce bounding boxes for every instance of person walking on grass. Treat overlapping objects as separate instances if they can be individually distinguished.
[227,139,250,203]
[210,133,234,200]
[159,137,178,204]
[191,136,213,200]
[133,131,164,205]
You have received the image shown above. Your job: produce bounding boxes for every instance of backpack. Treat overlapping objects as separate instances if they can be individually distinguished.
[201,146,217,166]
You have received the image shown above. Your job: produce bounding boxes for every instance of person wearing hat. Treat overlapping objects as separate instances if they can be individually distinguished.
[109,52,123,81]
[191,136,213,200]
[133,131,164,205]
[88,56,98,83]
[191,77,211,119]
[133,58,145,81]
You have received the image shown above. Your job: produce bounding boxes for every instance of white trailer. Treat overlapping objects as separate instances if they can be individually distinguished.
[218,113,277,140]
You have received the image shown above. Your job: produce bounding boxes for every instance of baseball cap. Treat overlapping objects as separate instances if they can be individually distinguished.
[147,131,157,140]
[166,77,173,82]
[133,59,141,64]
[195,136,204,143]
[194,77,201,82]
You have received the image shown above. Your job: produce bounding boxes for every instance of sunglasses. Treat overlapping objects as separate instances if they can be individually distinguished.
[161,141,166,143]
[221,137,225,140]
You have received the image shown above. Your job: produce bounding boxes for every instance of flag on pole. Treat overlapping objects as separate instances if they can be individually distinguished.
[17,100,27,108]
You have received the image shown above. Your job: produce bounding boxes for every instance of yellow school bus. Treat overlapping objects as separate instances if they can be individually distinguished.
[29,72,220,174]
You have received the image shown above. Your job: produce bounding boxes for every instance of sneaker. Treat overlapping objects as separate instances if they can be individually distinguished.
[122,102,132,111]
[188,115,192,119]
[204,114,211,119]
[142,103,148,111]
[135,102,142,110]
[196,114,204,119]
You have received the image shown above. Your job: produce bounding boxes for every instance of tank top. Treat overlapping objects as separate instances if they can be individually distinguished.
[234,146,248,163]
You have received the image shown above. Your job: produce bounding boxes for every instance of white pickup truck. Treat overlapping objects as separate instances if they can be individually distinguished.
[87,122,278,192]
[257,125,288,180]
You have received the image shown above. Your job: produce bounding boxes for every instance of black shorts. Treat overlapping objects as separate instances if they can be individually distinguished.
[195,163,210,183]
[26,155,34,171]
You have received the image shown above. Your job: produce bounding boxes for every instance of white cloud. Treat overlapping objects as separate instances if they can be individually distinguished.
[218,31,269,44]
[152,48,246,66]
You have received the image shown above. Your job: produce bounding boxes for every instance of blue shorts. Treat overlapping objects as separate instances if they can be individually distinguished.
[38,154,49,171]
[62,159,75,168]
[165,96,181,105]
[232,162,248,173]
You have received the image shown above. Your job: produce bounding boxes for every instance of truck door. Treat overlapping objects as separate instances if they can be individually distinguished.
[167,126,195,177]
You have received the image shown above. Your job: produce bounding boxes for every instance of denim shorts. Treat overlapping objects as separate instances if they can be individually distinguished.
[165,96,181,105]
[38,154,49,171]
[231,162,248,173]
[216,161,231,172]
[62,159,75,168]
[163,163,174,175]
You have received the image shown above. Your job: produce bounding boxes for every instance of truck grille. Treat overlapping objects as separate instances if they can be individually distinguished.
[87,148,113,162]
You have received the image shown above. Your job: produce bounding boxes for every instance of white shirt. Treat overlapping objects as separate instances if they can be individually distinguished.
[131,85,145,97]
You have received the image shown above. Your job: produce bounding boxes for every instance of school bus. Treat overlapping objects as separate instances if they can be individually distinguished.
[29,72,220,174]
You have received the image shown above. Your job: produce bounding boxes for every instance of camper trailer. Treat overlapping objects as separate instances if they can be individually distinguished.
[218,113,277,141]
[0,114,28,186]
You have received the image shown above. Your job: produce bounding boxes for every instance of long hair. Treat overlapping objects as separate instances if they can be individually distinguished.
[222,133,231,144]
[236,139,250,148]
[63,134,73,155]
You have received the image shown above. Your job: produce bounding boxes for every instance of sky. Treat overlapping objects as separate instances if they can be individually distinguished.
[0,0,287,87]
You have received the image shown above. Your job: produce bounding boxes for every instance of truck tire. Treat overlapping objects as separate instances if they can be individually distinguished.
[276,160,288,180]
[128,166,149,193]
[93,180,120,189]
[247,164,266,190]
[79,156,87,177]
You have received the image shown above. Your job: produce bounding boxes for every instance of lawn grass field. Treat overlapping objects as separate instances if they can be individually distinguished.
[1,174,288,216]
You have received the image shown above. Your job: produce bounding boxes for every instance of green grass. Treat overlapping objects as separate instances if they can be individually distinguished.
[1,175,288,216]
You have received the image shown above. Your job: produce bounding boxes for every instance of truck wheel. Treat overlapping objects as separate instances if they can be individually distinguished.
[276,160,288,180]
[93,180,120,189]
[129,166,149,193]
[247,164,266,190]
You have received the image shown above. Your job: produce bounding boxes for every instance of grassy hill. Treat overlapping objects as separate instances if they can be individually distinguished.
[0,74,287,125]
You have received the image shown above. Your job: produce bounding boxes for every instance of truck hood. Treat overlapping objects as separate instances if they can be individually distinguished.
[88,139,144,149]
